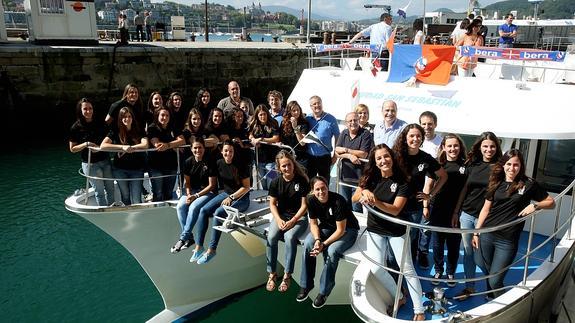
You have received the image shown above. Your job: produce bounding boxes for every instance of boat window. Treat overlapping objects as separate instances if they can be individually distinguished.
[534,140,575,193]
[516,139,531,158]
[39,0,65,15]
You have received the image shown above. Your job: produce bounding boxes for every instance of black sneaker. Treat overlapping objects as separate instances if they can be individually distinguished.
[312,293,327,308]
[181,238,195,251]
[418,253,430,269]
[431,272,442,286]
[296,288,311,302]
[170,240,186,253]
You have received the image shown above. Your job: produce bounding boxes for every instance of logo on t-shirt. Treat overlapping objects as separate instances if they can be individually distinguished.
[390,183,397,193]
[459,166,465,174]
[329,208,333,216]
[294,183,300,192]
[418,164,425,172]
[202,165,208,172]
[518,186,525,195]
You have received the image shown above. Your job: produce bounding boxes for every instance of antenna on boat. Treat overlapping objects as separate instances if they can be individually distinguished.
[364,4,392,14]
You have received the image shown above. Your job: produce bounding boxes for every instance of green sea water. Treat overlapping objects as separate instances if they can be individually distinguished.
[0,145,360,322]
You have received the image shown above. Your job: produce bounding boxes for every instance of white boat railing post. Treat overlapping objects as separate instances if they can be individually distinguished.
[391,224,411,318]
[335,157,342,194]
[522,214,537,285]
[550,197,563,262]
[175,147,182,198]
[570,185,575,239]
[84,147,92,206]
[254,144,261,190]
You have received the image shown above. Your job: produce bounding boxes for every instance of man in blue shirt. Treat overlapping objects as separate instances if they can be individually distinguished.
[305,96,340,183]
[373,100,407,147]
[498,14,517,48]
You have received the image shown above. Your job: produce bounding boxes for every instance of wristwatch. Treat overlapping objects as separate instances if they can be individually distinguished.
[229,194,235,201]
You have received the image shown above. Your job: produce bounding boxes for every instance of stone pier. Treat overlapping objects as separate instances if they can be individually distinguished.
[0,40,309,143]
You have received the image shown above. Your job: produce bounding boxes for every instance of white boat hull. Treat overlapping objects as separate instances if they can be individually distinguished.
[65,192,267,322]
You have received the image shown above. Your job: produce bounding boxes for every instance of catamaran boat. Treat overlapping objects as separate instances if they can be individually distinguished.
[66,44,575,322]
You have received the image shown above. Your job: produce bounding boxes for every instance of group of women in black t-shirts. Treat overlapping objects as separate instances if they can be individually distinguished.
[70,86,555,317]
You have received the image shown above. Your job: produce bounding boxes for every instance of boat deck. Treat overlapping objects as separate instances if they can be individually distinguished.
[222,196,561,320]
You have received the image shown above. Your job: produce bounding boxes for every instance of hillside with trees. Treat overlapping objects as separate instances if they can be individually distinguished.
[482,0,575,19]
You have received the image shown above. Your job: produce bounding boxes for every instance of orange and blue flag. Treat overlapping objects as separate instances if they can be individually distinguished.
[387,44,456,85]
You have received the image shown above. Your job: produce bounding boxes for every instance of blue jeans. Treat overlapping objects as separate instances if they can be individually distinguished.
[405,209,430,257]
[460,211,478,288]
[113,168,144,205]
[176,191,216,241]
[196,191,250,250]
[266,217,308,274]
[366,231,425,315]
[257,162,276,190]
[498,43,513,48]
[82,159,115,206]
[474,232,518,297]
[300,228,358,296]
[339,183,362,212]
[149,168,177,201]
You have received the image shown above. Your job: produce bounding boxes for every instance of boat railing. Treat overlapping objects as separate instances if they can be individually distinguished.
[353,171,575,318]
[333,156,368,194]
[539,36,574,51]
[304,42,575,83]
[251,141,296,190]
[76,141,297,206]
[78,145,186,206]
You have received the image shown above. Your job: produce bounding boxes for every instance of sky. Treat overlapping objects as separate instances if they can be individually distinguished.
[160,0,506,20]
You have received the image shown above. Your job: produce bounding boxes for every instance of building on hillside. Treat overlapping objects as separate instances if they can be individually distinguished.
[424,11,466,25]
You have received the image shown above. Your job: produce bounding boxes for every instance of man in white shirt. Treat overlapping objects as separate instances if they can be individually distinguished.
[450,13,474,44]
[419,111,442,158]
[373,100,406,147]
[347,13,393,71]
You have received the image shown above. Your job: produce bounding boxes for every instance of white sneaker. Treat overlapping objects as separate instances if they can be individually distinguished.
[447,274,456,287]
[432,272,442,286]
[170,240,186,253]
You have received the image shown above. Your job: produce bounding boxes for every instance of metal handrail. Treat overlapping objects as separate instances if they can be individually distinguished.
[82,145,186,205]
[334,156,368,195]
[360,178,575,318]
[305,42,575,81]
[251,140,296,190]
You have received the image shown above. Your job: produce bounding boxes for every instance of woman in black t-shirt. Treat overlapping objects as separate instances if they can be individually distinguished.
[204,107,229,161]
[204,107,229,144]
[167,91,188,134]
[266,150,309,293]
[105,84,144,131]
[472,149,554,298]
[296,176,358,308]
[145,91,164,127]
[192,88,215,124]
[227,107,253,169]
[249,104,280,190]
[69,98,115,206]
[430,134,467,287]
[279,101,309,170]
[452,131,502,298]
[393,124,447,268]
[171,137,217,253]
[193,141,251,265]
[352,144,425,320]
[182,109,206,146]
[101,107,149,205]
[147,107,185,201]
